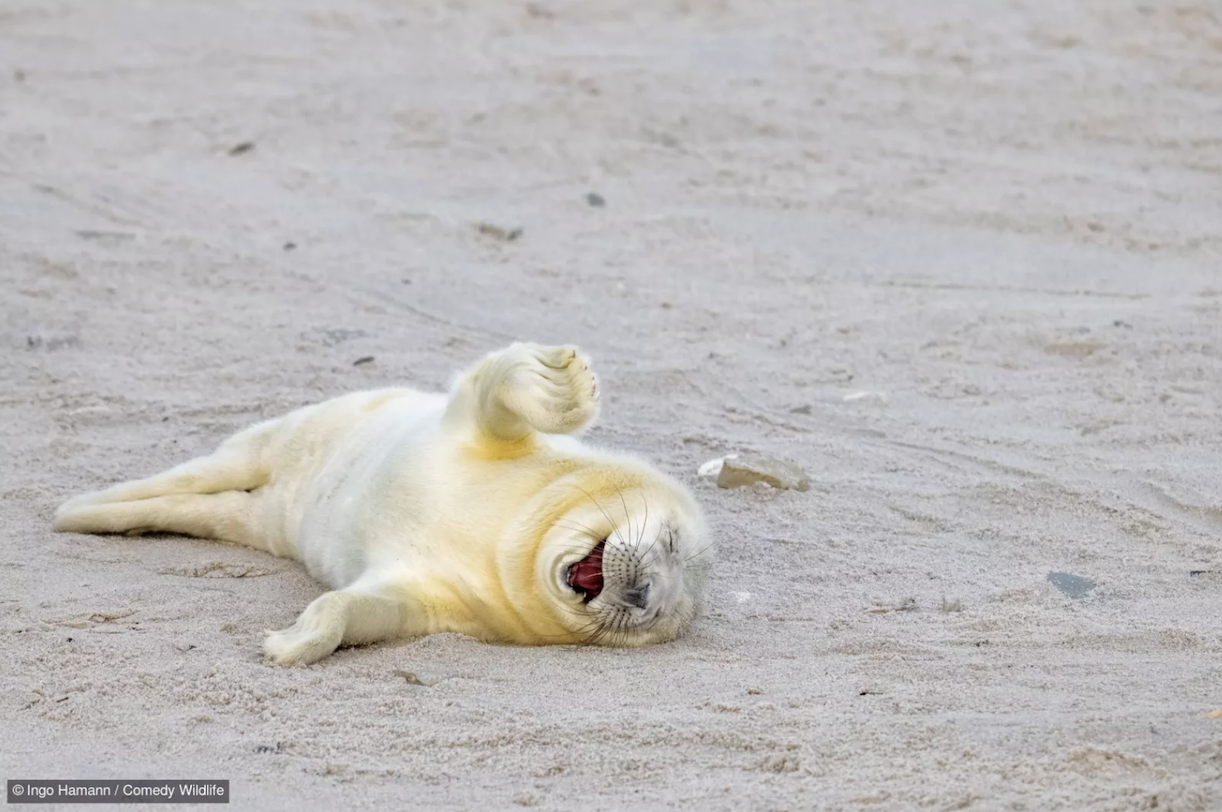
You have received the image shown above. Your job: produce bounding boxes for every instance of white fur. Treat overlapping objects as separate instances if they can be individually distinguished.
[54,343,712,665]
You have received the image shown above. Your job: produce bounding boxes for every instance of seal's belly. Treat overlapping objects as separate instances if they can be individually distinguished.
[264,389,446,587]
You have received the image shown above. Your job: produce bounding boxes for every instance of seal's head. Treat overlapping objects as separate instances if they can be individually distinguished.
[519,466,712,646]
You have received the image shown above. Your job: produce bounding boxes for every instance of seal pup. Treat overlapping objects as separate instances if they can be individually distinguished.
[53,343,713,665]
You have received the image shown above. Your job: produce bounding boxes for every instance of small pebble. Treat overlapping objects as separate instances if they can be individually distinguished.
[716,454,809,492]
[1048,571,1096,599]
[586,192,606,207]
[477,222,523,241]
[1045,339,1105,358]
[395,669,441,686]
[866,597,917,614]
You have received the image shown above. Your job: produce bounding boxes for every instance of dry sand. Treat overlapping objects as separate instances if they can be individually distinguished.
[2,1,1221,809]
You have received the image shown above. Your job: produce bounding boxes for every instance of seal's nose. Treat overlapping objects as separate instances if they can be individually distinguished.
[623,584,650,609]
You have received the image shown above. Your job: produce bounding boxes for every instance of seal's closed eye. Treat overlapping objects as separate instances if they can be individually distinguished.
[567,540,605,602]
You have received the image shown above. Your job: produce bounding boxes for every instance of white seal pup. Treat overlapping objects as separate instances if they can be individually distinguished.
[53,343,713,665]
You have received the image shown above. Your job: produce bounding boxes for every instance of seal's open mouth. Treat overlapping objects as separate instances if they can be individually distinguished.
[567,540,605,602]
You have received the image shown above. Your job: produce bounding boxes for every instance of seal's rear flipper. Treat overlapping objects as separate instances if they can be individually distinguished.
[52,417,278,549]
[52,490,270,550]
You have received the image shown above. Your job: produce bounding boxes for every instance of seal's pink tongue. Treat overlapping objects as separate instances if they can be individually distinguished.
[568,541,605,600]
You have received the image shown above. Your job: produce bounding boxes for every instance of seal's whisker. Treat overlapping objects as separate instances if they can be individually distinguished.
[585,608,625,644]
[583,624,606,645]
[536,616,603,638]
[684,541,714,562]
[549,602,597,621]
[614,485,636,549]
[639,523,664,565]
[638,492,650,549]
[553,520,600,539]
[638,526,667,570]
[576,486,629,550]
[555,515,605,539]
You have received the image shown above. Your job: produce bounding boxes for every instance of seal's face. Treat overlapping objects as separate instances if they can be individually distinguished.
[538,487,711,646]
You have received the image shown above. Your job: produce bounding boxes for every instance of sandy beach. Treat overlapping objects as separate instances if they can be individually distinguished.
[2,1,1220,809]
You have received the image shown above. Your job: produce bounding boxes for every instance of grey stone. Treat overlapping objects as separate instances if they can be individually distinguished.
[866,597,917,614]
[716,454,808,492]
[476,222,523,241]
[1048,571,1096,599]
